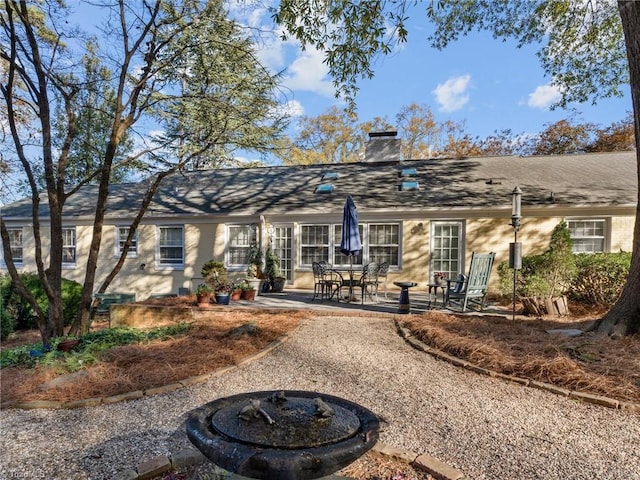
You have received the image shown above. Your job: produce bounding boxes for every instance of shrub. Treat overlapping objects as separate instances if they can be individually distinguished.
[0,273,83,330]
[1,305,15,341]
[570,252,631,305]
[497,221,576,298]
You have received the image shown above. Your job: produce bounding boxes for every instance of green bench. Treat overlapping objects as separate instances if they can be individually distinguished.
[93,292,136,314]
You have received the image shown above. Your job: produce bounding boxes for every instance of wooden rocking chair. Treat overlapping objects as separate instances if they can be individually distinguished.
[445,252,496,312]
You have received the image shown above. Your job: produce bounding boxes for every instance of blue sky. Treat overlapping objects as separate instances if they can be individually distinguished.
[242,3,632,145]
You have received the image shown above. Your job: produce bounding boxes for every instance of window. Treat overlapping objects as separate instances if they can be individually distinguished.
[315,184,334,193]
[567,219,606,253]
[227,225,258,266]
[301,225,330,265]
[430,222,463,280]
[301,223,400,267]
[116,226,137,257]
[1,227,23,265]
[62,228,76,265]
[158,226,184,266]
[368,224,399,266]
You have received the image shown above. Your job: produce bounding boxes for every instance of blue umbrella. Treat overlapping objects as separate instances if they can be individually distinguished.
[340,195,362,257]
[340,196,362,302]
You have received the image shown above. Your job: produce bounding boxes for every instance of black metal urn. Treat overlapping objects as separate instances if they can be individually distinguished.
[186,390,380,480]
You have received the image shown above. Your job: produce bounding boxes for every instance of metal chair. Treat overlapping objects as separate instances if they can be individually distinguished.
[311,262,326,301]
[376,262,390,300]
[358,262,379,304]
[322,263,343,301]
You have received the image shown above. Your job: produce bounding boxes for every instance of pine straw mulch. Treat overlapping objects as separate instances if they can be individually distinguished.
[0,308,306,406]
[401,306,640,404]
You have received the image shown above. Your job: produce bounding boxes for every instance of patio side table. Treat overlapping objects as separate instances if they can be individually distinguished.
[427,283,447,308]
[393,281,418,314]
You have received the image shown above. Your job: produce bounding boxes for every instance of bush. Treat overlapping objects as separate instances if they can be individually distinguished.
[497,221,576,298]
[0,273,83,330]
[570,252,631,305]
[1,306,15,341]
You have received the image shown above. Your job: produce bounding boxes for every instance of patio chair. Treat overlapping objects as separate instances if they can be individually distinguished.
[312,262,327,301]
[376,262,390,300]
[358,262,380,304]
[445,252,496,312]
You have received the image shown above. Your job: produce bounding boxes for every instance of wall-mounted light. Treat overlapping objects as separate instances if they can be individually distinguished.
[140,263,146,270]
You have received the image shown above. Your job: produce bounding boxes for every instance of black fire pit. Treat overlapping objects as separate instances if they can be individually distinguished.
[186,390,380,480]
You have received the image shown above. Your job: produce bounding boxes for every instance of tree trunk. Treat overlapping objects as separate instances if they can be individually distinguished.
[596,1,640,337]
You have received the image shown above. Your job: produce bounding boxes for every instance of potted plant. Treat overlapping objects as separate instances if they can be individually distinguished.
[246,244,264,294]
[231,282,243,301]
[434,272,447,286]
[195,283,214,307]
[240,282,256,301]
[201,260,232,305]
[264,247,286,293]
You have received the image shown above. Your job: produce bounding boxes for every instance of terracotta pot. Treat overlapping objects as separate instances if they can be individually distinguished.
[196,292,212,307]
[231,290,242,301]
[241,289,256,301]
[57,339,80,353]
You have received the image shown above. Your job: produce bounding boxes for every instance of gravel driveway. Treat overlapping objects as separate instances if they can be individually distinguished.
[1,315,639,480]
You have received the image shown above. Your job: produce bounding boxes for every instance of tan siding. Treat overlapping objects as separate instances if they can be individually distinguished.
[611,216,634,252]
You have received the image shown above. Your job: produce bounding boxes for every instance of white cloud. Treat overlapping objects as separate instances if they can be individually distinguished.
[274,99,304,118]
[527,84,561,109]
[433,75,471,113]
[281,48,335,98]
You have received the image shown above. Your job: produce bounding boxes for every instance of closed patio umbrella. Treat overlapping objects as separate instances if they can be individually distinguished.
[341,195,362,301]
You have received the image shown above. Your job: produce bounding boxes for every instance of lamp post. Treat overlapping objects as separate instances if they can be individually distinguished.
[509,187,522,323]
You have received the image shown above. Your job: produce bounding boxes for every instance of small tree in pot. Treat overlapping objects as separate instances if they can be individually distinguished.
[264,248,285,292]
[246,244,264,293]
[201,260,232,304]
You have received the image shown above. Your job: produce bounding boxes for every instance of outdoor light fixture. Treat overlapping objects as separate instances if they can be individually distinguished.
[511,186,522,232]
[509,186,523,323]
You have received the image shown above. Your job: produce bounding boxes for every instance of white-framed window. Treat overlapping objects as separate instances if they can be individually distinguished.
[301,223,400,267]
[301,225,330,265]
[430,221,464,281]
[368,224,400,266]
[62,227,76,266]
[1,227,23,266]
[157,225,184,267]
[567,219,607,253]
[116,226,138,257]
[227,225,258,267]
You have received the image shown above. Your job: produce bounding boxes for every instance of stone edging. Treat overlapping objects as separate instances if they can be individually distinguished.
[109,442,467,480]
[394,319,640,413]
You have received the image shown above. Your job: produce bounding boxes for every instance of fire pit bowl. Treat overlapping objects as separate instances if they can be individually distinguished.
[186,390,380,480]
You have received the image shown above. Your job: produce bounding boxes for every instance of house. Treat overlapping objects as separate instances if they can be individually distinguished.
[1,138,637,300]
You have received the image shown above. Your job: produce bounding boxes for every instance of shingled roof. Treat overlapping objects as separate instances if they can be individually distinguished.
[2,151,637,220]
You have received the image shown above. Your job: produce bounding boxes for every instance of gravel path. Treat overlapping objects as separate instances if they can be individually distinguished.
[1,315,639,480]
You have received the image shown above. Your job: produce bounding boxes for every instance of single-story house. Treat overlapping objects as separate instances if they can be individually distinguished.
[1,135,637,300]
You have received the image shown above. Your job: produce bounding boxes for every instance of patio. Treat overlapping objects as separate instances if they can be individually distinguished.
[236,288,509,317]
